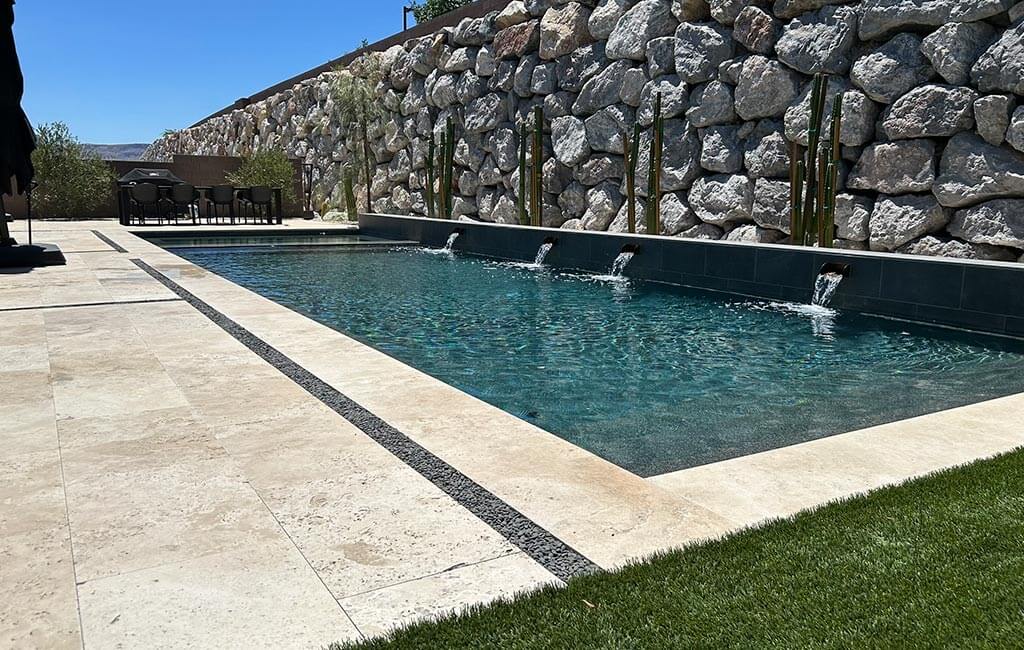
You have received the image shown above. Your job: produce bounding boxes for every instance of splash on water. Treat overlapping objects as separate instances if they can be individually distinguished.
[812,271,844,307]
[423,232,460,255]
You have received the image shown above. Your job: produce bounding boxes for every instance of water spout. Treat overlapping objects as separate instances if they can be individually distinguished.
[812,272,843,307]
[533,237,556,265]
[610,244,639,277]
[441,231,460,252]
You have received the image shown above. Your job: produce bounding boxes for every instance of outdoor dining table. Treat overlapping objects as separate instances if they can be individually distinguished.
[117,184,284,225]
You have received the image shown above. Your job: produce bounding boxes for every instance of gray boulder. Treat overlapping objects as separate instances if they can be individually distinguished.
[933,133,1024,208]
[635,119,703,193]
[847,140,936,194]
[556,42,608,92]
[454,16,496,46]
[490,125,519,171]
[971,22,1024,95]
[577,154,625,185]
[544,90,576,119]
[558,181,588,220]
[573,59,634,115]
[465,94,507,133]
[456,71,488,104]
[785,79,877,146]
[589,0,628,39]
[585,105,635,154]
[660,192,699,234]
[514,54,539,97]
[732,6,779,55]
[1007,107,1024,153]
[835,193,873,241]
[859,0,1012,41]
[551,115,591,166]
[581,180,625,230]
[743,119,789,179]
[686,81,736,127]
[868,194,951,251]
[496,1,530,30]
[726,224,788,243]
[675,22,734,84]
[920,22,996,87]
[638,75,689,126]
[672,0,712,21]
[772,0,846,19]
[734,55,801,120]
[708,0,766,25]
[751,178,791,233]
[619,68,648,107]
[897,235,977,260]
[974,95,1016,147]
[476,44,497,76]
[775,6,858,75]
[646,37,677,78]
[689,174,755,226]
[606,0,678,61]
[882,85,977,140]
[948,199,1024,249]
[678,223,725,239]
[493,19,542,59]
[700,125,743,173]
[539,3,593,60]
[531,62,558,94]
[850,33,933,104]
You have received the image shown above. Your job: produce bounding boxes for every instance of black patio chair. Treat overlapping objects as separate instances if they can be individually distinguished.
[167,183,199,225]
[205,185,236,224]
[128,183,162,225]
[240,185,274,224]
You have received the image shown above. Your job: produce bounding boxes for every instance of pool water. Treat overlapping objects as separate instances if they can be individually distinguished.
[146,233,394,248]
[174,245,1024,477]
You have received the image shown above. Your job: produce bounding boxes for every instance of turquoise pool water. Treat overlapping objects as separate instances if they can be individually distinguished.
[174,245,1024,477]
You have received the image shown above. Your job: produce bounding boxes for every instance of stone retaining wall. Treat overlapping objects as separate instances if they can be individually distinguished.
[144,0,1024,261]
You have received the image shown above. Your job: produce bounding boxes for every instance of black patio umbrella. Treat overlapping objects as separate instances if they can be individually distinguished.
[0,0,35,246]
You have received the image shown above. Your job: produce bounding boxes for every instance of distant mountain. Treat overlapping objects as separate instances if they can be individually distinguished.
[83,143,150,161]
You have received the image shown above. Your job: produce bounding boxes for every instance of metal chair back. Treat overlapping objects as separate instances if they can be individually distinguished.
[170,183,197,204]
[210,185,235,204]
[129,183,159,204]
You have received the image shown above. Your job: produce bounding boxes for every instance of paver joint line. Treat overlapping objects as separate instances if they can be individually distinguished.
[0,297,183,313]
[130,258,600,582]
[91,230,128,253]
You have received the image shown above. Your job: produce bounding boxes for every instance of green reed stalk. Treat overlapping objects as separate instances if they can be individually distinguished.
[425,132,436,219]
[517,123,528,225]
[444,116,455,219]
[623,121,640,234]
[645,93,663,235]
[531,105,543,227]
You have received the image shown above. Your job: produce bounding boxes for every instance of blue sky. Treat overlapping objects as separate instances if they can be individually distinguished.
[14,0,416,144]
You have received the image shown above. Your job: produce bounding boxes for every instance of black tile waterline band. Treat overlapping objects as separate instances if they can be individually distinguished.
[130,258,600,582]
[91,230,128,253]
[0,297,183,313]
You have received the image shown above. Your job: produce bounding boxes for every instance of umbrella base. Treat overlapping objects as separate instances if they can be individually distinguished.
[0,243,66,268]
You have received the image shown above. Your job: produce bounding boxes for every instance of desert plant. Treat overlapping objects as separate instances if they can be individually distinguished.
[517,122,529,225]
[30,122,117,219]
[425,132,436,218]
[226,148,296,204]
[789,73,841,247]
[530,106,543,227]
[433,117,456,219]
[645,93,664,236]
[622,121,641,234]
[342,166,358,219]
[410,0,470,23]
[330,63,384,212]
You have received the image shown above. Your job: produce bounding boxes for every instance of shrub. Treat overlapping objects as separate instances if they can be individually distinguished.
[411,0,470,23]
[226,149,296,204]
[31,122,117,219]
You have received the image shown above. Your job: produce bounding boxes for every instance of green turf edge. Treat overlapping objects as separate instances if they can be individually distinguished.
[330,447,1024,650]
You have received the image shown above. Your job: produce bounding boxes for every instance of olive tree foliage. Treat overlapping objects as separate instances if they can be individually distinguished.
[330,56,386,211]
[226,148,296,203]
[31,122,117,218]
[411,0,470,22]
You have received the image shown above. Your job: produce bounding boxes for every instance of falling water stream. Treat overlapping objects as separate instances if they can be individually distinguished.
[812,272,844,307]
[442,232,460,252]
[610,251,635,276]
[533,241,554,265]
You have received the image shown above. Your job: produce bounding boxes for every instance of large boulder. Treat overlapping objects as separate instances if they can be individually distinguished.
[453,15,497,46]
[493,20,541,59]
[638,75,689,125]
[973,95,1016,147]
[495,1,531,30]
[589,0,628,39]
[785,79,877,146]
[751,178,791,233]
[551,116,591,166]
[672,0,711,21]
[539,3,593,60]
[584,105,634,154]
[933,133,1024,208]
[686,80,736,127]
[635,119,703,193]
[674,21,734,83]
[646,37,677,78]
[775,6,858,75]
[859,0,1013,41]
[619,68,647,107]
[573,59,635,115]
[850,33,933,104]
[948,199,1024,249]
[513,54,539,97]
[660,192,699,234]
[882,84,977,140]
[732,6,779,55]
[606,0,678,61]
[581,180,624,230]
[688,174,755,226]
[734,55,801,120]
[558,181,588,220]
[847,140,936,194]
[772,0,847,19]
[1008,107,1024,153]
[835,193,873,241]
[920,22,996,87]
[726,224,788,243]
[576,154,624,185]
[971,22,1024,95]
[556,42,608,92]
[530,62,558,94]
[700,125,743,173]
[868,194,951,251]
[743,119,789,179]
[465,93,507,133]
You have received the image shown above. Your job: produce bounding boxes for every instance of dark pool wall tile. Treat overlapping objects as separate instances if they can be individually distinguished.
[359,214,1024,337]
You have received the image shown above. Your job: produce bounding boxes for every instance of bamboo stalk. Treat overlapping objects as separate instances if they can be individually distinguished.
[361,101,373,213]
[518,123,528,225]
[531,105,543,227]
[436,130,447,219]
[789,140,803,245]
[815,148,828,246]
[444,116,455,219]
[623,122,640,234]
[425,131,436,219]
[800,74,827,232]
[645,93,663,235]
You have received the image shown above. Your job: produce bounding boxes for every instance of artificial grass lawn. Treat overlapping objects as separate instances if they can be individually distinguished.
[335,448,1024,649]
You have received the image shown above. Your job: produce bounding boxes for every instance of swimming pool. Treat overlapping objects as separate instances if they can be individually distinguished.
[172,244,1024,477]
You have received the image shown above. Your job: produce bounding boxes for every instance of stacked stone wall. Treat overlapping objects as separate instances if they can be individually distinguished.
[144,0,1024,260]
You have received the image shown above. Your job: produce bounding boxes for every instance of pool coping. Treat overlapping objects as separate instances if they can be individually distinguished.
[118,224,1024,567]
